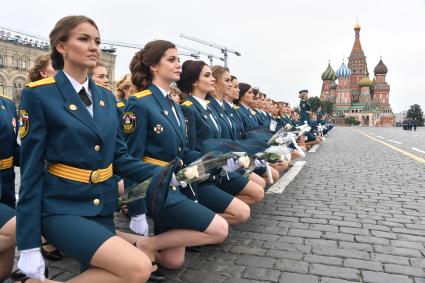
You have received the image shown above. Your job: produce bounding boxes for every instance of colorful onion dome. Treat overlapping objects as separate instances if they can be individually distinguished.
[336,62,352,78]
[358,76,373,87]
[330,81,338,89]
[321,63,337,81]
[374,59,388,75]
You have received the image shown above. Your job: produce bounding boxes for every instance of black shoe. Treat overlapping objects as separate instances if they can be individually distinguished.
[148,262,166,282]
[41,243,63,261]
[10,267,49,282]
[187,245,202,252]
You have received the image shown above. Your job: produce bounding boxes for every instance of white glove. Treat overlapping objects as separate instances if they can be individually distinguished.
[18,248,46,281]
[223,158,241,172]
[254,159,268,168]
[130,214,149,236]
[170,173,187,188]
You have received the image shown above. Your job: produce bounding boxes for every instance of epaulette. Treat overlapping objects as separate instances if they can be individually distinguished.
[117,101,125,108]
[96,83,112,91]
[0,94,13,101]
[132,90,152,99]
[26,77,56,88]
[181,100,193,107]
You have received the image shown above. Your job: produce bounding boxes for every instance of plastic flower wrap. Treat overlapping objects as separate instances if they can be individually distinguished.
[119,178,152,204]
[267,128,287,145]
[266,145,292,162]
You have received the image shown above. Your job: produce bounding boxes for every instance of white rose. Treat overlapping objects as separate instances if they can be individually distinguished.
[284,123,292,131]
[238,156,250,169]
[183,166,199,180]
[275,137,284,144]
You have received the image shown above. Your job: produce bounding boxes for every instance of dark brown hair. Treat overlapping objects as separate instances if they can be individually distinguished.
[49,15,99,70]
[130,40,176,91]
[176,60,207,94]
[28,54,51,82]
[236,82,252,104]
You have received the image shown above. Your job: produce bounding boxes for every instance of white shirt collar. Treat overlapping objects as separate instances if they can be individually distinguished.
[156,85,169,98]
[63,70,90,95]
[241,103,251,111]
[225,101,233,107]
[192,95,208,110]
[212,97,223,107]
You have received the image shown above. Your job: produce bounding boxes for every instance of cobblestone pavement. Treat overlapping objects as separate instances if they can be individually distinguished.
[8,126,425,282]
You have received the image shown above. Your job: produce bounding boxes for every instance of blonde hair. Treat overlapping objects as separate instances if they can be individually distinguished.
[211,65,230,98]
[115,74,134,99]
[28,54,51,82]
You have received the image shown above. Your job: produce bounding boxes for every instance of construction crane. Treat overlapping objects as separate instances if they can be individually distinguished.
[175,43,224,66]
[180,33,241,68]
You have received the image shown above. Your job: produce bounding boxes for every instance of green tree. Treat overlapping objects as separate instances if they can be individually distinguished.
[406,104,424,126]
[321,100,335,116]
[307,96,322,112]
[345,116,360,126]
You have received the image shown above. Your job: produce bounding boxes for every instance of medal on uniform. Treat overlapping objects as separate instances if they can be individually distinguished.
[153,124,163,134]
[99,100,105,107]
[18,110,29,139]
[69,104,77,111]
[122,112,136,134]
[11,118,16,134]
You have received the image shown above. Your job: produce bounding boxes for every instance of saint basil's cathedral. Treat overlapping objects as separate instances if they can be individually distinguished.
[320,22,394,127]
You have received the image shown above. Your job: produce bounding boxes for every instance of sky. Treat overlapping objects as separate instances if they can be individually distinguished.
[1,0,424,112]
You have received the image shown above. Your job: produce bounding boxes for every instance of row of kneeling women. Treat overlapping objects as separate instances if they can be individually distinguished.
[0,15,332,283]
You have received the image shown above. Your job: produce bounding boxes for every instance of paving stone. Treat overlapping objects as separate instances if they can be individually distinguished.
[310,264,360,281]
[355,235,390,245]
[304,254,343,266]
[180,270,227,283]
[266,250,304,260]
[243,267,280,282]
[374,245,423,258]
[371,253,410,265]
[339,241,373,252]
[362,271,414,283]
[235,255,275,268]
[384,264,425,277]
[312,246,370,260]
[322,232,355,242]
[309,224,339,232]
[279,272,319,283]
[288,228,322,238]
[274,258,309,273]
[344,258,383,271]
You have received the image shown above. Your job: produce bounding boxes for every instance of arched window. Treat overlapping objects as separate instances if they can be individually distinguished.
[13,55,19,69]
[13,77,26,101]
[21,56,28,70]
[0,78,4,96]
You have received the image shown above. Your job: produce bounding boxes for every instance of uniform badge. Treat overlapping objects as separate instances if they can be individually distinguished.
[18,110,29,139]
[99,100,105,107]
[11,118,16,134]
[69,104,77,111]
[122,111,136,134]
[163,110,169,116]
[153,124,163,134]
[1,105,5,110]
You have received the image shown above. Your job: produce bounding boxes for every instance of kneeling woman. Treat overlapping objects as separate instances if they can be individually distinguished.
[123,40,229,270]
[15,16,173,283]
[178,61,265,205]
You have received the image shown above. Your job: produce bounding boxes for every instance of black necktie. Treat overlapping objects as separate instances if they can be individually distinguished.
[166,94,174,108]
[78,87,92,107]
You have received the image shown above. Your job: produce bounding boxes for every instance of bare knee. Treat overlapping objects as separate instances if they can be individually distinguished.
[209,216,229,243]
[124,258,152,283]
[236,202,251,223]
[251,183,265,203]
[161,253,185,269]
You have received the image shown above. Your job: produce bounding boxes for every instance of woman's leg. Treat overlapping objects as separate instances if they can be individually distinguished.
[249,172,266,189]
[0,217,15,280]
[66,236,152,283]
[137,215,228,269]
[236,180,265,205]
[219,198,250,225]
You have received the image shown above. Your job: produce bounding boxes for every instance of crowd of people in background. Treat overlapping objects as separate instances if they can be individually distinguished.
[0,15,334,283]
